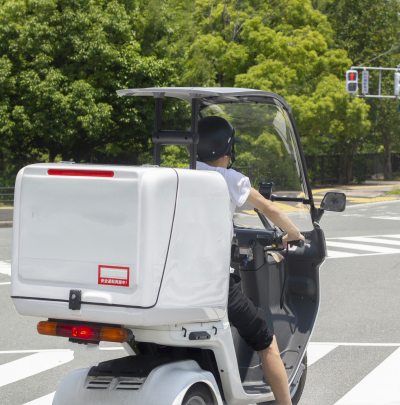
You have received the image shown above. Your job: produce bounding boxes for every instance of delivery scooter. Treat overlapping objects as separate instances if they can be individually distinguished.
[11,87,346,405]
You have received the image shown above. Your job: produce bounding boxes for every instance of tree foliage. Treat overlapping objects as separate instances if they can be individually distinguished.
[315,0,400,179]
[0,0,182,185]
[0,0,386,186]
[182,0,370,182]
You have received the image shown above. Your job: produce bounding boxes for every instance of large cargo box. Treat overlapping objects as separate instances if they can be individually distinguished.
[11,164,232,326]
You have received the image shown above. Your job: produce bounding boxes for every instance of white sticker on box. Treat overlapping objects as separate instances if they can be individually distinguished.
[98,265,130,287]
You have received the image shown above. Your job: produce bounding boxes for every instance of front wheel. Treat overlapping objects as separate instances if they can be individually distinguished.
[181,383,215,405]
[290,352,308,405]
[268,352,307,405]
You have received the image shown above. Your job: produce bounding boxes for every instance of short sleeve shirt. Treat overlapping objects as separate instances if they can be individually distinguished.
[196,162,251,220]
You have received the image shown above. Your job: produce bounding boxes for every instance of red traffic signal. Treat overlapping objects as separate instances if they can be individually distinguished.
[346,70,358,93]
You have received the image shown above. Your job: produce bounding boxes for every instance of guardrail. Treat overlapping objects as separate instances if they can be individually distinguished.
[0,187,14,204]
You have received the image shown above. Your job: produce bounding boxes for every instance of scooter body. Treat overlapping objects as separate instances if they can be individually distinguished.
[11,88,345,405]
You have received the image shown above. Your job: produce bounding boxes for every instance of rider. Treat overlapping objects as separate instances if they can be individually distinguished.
[196,115,305,405]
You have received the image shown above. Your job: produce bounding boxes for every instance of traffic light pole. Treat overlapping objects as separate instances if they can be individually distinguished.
[348,66,400,98]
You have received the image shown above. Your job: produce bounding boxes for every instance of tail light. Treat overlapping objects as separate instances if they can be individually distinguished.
[47,169,114,177]
[37,321,132,343]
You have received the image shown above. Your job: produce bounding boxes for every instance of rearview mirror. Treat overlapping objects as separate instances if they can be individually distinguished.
[259,182,275,200]
[320,192,346,212]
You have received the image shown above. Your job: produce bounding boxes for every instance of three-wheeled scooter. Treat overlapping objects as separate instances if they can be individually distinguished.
[11,88,346,405]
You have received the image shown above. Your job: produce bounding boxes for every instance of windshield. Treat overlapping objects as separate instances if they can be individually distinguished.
[201,101,313,230]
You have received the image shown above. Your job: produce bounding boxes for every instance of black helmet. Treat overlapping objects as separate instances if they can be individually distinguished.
[197,116,239,163]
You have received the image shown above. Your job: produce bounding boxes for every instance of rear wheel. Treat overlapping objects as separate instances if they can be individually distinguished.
[181,383,215,405]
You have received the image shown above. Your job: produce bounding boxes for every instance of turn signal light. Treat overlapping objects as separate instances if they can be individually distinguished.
[37,321,131,343]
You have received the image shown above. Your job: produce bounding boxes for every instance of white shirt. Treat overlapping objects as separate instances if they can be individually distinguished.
[197,162,251,273]
[196,161,251,220]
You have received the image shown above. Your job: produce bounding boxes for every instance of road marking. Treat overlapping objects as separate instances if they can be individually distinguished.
[346,197,397,203]
[371,216,400,220]
[0,282,11,285]
[334,347,400,405]
[242,210,257,216]
[335,236,400,246]
[0,349,73,354]
[310,342,400,347]
[346,200,400,209]
[307,343,338,366]
[327,250,361,258]
[23,392,55,405]
[0,348,124,355]
[0,260,11,276]
[0,351,74,388]
[326,234,400,240]
[326,241,400,254]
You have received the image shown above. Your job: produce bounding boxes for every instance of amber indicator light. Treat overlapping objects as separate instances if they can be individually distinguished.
[37,321,129,343]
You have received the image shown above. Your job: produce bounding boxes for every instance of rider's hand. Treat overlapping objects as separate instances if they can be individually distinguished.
[282,231,305,249]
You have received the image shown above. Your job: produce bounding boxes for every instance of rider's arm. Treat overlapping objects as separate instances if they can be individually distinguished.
[246,188,304,245]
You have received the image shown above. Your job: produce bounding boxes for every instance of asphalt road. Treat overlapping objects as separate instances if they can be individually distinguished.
[1,201,400,404]
[299,201,400,405]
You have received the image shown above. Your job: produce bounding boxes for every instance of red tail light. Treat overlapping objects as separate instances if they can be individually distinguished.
[47,169,114,177]
[37,321,131,343]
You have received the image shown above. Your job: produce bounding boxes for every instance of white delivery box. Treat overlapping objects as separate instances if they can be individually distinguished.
[11,164,232,326]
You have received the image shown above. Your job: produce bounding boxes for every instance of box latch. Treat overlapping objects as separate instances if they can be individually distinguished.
[69,290,82,310]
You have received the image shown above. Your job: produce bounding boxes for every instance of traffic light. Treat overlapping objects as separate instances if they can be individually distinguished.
[346,70,358,93]
[394,72,400,96]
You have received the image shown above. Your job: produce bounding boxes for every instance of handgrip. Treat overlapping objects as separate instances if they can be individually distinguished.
[288,239,304,248]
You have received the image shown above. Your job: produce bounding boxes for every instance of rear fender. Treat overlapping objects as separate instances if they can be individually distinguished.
[53,359,223,405]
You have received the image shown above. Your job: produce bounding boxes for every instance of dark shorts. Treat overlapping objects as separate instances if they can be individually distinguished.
[228,275,274,351]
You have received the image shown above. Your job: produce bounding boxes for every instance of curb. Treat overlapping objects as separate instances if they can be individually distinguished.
[0,221,12,228]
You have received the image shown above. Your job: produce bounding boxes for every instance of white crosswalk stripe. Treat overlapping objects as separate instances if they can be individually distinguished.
[306,343,338,366]
[326,250,362,259]
[333,347,400,405]
[0,260,11,276]
[371,216,400,220]
[338,236,400,246]
[23,392,55,405]
[326,241,400,254]
[0,351,74,388]
[326,233,400,259]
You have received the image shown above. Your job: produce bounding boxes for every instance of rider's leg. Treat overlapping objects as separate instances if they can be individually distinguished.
[259,335,292,405]
[227,276,292,405]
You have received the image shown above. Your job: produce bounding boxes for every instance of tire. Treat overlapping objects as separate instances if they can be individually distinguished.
[181,383,216,405]
[268,352,307,405]
[290,352,307,405]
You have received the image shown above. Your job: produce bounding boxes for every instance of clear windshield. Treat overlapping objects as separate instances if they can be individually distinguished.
[201,102,313,230]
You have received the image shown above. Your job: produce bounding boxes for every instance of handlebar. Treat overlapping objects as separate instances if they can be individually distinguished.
[255,230,305,250]
[231,229,307,265]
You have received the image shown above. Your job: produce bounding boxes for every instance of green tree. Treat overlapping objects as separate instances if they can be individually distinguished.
[316,0,400,179]
[178,0,371,183]
[0,0,181,183]
[288,75,370,183]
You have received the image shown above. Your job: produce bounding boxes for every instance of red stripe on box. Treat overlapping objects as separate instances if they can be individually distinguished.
[48,169,114,177]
